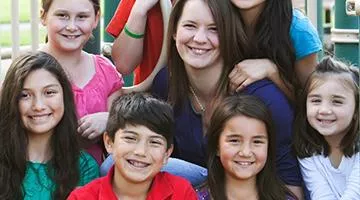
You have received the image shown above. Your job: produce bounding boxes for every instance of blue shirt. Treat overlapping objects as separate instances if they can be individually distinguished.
[152,68,302,186]
[290,9,322,60]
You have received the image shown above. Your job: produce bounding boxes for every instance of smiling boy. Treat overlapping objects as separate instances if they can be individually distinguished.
[68,93,197,200]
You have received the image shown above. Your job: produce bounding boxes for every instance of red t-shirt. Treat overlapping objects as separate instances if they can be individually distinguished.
[68,166,198,200]
[106,0,163,85]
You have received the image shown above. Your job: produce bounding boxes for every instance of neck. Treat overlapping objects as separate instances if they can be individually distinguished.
[239,2,266,31]
[185,62,223,103]
[225,174,258,200]
[112,170,152,200]
[329,146,343,168]
[41,43,83,70]
[27,132,53,163]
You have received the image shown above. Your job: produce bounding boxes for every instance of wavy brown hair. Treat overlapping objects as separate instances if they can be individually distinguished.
[0,52,80,199]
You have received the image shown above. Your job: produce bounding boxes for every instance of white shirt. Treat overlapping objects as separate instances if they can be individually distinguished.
[299,152,360,200]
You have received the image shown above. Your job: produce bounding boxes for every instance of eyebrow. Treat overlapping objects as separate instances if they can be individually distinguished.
[22,84,61,90]
[308,94,346,99]
[225,134,267,139]
[122,130,166,140]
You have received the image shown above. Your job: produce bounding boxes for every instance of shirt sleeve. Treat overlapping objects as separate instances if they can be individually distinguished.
[95,55,124,95]
[78,151,100,186]
[106,0,135,37]
[341,153,360,199]
[299,157,338,200]
[290,9,322,60]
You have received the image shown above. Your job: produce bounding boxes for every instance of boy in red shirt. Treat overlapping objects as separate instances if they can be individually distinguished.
[68,93,197,199]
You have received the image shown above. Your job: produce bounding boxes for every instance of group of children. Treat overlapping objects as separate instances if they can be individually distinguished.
[0,0,359,199]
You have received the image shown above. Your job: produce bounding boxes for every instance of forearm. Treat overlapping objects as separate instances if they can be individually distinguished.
[111,2,148,75]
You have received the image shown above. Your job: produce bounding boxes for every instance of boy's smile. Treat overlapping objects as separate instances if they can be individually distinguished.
[105,124,173,185]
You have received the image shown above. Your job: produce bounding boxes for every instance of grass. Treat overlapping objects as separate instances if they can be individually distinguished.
[0,0,35,24]
[0,27,47,47]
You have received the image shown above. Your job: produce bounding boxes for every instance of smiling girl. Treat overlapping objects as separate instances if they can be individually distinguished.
[39,0,124,165]
[0,52,99,199]
[293,57,360,199]
[207,95,295,200]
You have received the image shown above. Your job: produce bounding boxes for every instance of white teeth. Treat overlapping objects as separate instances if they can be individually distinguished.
[190,47,207,55]
[319,119,334,124]
[236,161,253,166]
[129,160,148,168]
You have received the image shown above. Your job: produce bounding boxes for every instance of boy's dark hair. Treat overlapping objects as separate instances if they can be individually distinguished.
[106,93,174,149]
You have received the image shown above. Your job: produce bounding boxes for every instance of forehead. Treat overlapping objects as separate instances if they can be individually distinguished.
[179,0,215,23]
[221,115,267,138]
[23,69,61,89]
[308,74,355,97]
[47,0,95,12]
[118,124,166,139]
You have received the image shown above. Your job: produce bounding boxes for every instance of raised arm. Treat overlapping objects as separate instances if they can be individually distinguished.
[111,0,159,75]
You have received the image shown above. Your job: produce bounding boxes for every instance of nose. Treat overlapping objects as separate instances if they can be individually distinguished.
[65,19,78,31]
[193,28,207,43]
[238,143,252,157]
[32,96,46,111]
[133,141,147,156]
[318,102,332,115]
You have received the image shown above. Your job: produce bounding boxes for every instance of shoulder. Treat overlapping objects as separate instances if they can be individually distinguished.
[78,151,100,185]
[92,54,123,80]
[68,177,104,200]
[79,151,99,167]
[243,79,292,109]
[151,172,197,199]
[290,9,322,60]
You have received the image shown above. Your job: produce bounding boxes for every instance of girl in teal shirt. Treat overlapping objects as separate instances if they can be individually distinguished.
[0,52,99,199]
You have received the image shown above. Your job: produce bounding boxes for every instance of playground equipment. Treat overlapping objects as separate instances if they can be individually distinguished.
[331,0,359,65]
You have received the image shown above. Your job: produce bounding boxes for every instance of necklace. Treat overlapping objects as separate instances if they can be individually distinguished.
[189,86,206,113]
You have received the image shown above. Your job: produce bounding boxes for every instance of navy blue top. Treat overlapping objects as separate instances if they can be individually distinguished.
[152,67,302,186]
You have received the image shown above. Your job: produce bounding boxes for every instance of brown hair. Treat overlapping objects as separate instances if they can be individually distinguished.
[293,57,359,158]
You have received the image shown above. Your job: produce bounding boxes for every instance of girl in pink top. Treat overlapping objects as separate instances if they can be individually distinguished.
[39,0,124,164]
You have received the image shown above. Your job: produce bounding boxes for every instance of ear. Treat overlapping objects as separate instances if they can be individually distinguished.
[103,132,114,154]
[163,144,174,165]
[40,9,47,26]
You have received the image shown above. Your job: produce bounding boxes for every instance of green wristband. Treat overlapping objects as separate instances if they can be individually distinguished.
[124,25,144,39]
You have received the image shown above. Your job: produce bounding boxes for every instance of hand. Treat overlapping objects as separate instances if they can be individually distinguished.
[133,0,160,15]
[77,112,109,140]
[228,59,278,93]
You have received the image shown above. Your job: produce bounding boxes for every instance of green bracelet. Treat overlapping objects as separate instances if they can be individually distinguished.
[124,25,145,39]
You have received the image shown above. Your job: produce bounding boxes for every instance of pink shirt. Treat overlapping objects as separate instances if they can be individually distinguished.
[73,55,123,165]
[73,55,123,118]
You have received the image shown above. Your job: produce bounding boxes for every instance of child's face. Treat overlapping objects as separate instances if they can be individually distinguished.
[218,115,268,183]
[18,69,64,137]
[306,76,356,144]
[104,124,173,184]
[41,0,99,52]
[174,0,222,71]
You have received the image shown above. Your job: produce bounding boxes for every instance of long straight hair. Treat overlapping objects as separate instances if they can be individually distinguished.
[167,0,245,111]
[0,52,80,199]
[231,0,296,90]
[207,95,294,200]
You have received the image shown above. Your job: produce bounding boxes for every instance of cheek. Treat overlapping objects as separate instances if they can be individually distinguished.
[208,33,219,48]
